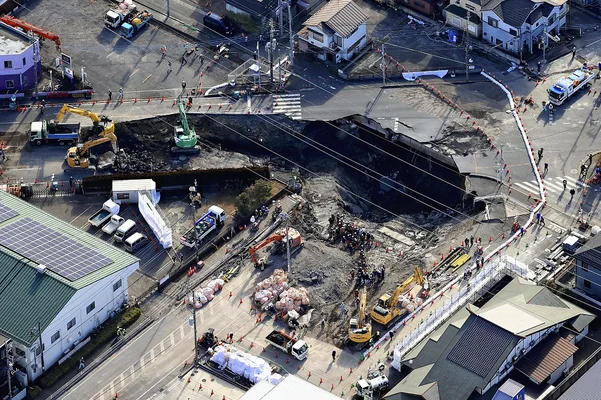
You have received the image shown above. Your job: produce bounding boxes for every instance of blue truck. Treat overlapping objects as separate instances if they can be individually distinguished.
[180,205,226,248]
[120,10,153,39]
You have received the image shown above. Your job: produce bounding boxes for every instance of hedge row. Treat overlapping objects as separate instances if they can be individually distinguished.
[38,307,141,388]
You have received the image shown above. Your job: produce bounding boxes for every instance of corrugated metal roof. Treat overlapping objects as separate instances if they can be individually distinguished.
[497,378,524,397]
[112,179,156,192]
[303,0,368,38]
[0,191,139,290]
[558,358,601,400]
[0,250,76,346]
[516,335,578,384]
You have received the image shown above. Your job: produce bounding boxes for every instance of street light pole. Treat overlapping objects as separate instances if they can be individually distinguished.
[190,291,198,362]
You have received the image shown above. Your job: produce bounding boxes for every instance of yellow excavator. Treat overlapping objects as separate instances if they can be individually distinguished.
[55,104,114,136]
[370,267,425,327]
[349,287,372,349]
[65,131,118,169]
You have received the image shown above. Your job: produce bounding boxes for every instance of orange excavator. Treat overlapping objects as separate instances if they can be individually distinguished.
[249,228,303,270]
[0,16,61,51]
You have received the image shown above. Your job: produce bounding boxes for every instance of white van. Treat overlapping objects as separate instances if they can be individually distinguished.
[114,219,136,243]
[124,232,148,253]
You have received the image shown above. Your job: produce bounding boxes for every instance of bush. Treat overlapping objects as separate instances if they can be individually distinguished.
[225,11,260,34]
[38,307,141,388]
[235,179,273,218]
[27,385,41,399]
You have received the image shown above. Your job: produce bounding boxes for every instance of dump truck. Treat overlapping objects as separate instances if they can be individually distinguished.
[105,0,137,29]
[120,10,152,39]
[102,214,125,235]
[180,205,226,248]
[265,330,309,361]
[89,200,120,227]
[548,68,594,106]
[29,120,80,146]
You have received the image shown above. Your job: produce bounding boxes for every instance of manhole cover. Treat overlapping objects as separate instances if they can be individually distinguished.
[571,169,578,174]
[202,378,207,382]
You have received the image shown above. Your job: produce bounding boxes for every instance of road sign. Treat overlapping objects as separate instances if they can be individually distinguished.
[64,67,73,79]
[61,53,72,67]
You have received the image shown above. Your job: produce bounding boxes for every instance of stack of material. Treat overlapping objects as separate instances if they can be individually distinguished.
[189,278,225,308]
[276,287,310,313]
[210,344,272,383]
[254,269,290,306]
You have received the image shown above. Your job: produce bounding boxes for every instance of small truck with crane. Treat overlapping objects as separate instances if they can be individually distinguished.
[120,10,152,39]
[249,228,303,271]
[265,330,309,360]
[105,0,137,29]
[29,120,80,146]
[548,68,594,106]
[355,362,389,399]
[180,205,226,248]
[88,200,120,227]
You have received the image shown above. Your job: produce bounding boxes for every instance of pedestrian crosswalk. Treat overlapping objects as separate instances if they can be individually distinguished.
[272,94,302,120]
[514,175,589,196]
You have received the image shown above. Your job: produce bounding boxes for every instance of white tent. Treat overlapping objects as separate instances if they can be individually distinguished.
[138,193,172,248]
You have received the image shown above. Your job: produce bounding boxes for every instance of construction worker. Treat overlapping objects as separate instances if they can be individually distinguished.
[544,163,549,174]
[563,179,567,190]
[108,89,112,101]
[570,188,576,198]
[118,88,123,100]
[331,349,336,362]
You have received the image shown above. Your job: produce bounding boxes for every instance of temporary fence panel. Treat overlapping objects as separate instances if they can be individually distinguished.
[138,193,172,249]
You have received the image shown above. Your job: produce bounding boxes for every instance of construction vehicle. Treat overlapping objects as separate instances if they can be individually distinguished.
[370,267,423,327]
[349,287,372,349]
[0,16,61,51]
[173,98,199,153]
[180,205,226,248]
[105,0,138,29]
[88,199,120,227]
[55,104,115,137]
[197,328,217,349]
[548,68,594,105]
[265,330,309,360]
[355,362,389,399]
[29,120,80,146]
[249,228,303,270]
[0,181,33,200]
[65,131,118,169]
[120,10,152,39]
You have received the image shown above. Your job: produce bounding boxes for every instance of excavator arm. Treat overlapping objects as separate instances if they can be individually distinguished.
[249,232,284,264]
[55,104,115,137]
[358,288,367,328]
[78,133,118,155]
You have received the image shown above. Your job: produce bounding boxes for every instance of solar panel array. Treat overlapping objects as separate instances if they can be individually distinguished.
[447,317,515,378]
[0,217,113,281]
[0,203,18,223]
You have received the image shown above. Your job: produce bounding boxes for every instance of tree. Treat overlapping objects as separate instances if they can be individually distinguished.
[235,180,272,218]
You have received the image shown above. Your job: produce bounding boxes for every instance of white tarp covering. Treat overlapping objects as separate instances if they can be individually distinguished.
[210,345,272,384]
[402,70,448,81]
[138,193,172,248]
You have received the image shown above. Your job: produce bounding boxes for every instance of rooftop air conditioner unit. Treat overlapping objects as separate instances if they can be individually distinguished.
[36,264,46,274]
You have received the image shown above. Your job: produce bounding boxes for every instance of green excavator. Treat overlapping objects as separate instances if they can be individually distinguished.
[172,98,200,153]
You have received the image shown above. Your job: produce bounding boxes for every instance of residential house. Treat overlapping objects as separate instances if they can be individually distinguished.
[443,0,483,37]
[0,21,41,92]
[297,0,368,63]
[384,277,595,400]
[481,0,568,56]
[572,234,601,298]
[397,0,450,20]
[556,357,601,400]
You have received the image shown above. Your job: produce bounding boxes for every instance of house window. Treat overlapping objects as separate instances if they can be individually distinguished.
[22,57,26,66]
[468,25,476,34]
[549,14,556,24]
[335,35,343,47]
[113,279,122,292]
[413,0,426,9]
[582,262,588,272]
[15,348,26,358]
[488,17,499,28]
[51,331,60,344]
[450,16,461,26]
[584,279,591,288]
[509,28,518,36]
[86,301,96,314]
[310,31,323,42]
[67,317,76,330]
[35,346,41,356]
[4,60,12,69]
[5,80,14,89]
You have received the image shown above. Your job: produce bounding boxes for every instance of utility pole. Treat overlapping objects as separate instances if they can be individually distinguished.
[542,23,547,64]
[33,39,39,99]
[167,0,170,18]
[277,0,284,38]
[190,291,198,362]
[266,20,276,84]
[286,1,294,67]
[190,179,200,264]
[281,213,291,276]
[498,145,505,183]
[465,11,470,81]
[380,43,386,87]
[257,41,261,91]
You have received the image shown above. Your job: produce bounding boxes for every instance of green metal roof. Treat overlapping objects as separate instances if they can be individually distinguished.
[0,191,139,290]
[0,250,76,346]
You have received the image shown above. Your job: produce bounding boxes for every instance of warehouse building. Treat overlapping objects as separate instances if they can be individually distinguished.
[0,21,40,92]
[0,191,139,382]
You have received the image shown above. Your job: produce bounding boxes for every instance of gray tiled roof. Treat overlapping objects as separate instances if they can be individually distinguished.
[526,3,554,24]
[558,358,601,400]
[303,0,368,38]
[573,233,601,269]
[484,0,536,28]
[444,5,482,24]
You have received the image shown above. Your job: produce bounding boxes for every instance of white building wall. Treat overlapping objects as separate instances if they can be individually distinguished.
[482,12,519,52]
[340,24,366,60]
[21,262,139,381]
[0,44,35,75]
[549,356,573,385]
[305,26,330,47]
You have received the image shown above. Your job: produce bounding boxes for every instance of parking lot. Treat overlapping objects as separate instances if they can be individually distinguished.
[17,0,243,100]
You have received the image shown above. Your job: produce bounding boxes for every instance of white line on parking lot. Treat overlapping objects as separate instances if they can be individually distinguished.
[70,205,93,224]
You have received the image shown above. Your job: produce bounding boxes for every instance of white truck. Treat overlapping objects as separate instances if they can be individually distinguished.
[104,0,137,29]
[265,330,309,361]
[180,205,226,248]
[548,68,594,106]
[29,120,80,146]
[88,200,120,228]
[356,375,389,399]
[102,214,125,235]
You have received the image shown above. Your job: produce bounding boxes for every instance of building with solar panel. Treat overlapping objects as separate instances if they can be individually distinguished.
[0,191,139,383]
[385,277,595,400]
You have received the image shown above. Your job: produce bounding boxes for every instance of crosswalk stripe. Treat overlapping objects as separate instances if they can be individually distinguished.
[515,181,539,193]
[544,181,564,192]
[273,94,300,98]
[564,176,589,187]
[272,94,302,120]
